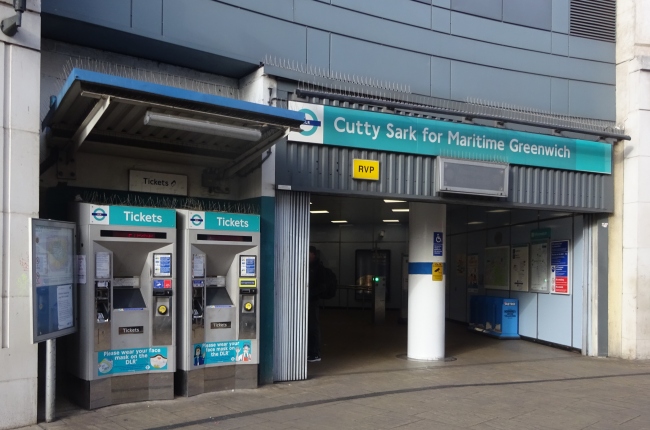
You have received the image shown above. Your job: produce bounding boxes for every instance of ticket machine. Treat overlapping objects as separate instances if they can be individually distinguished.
[176,210,260,396]
[68,203,177,409]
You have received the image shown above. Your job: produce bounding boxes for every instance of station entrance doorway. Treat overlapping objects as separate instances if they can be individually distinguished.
[306,194,587,377]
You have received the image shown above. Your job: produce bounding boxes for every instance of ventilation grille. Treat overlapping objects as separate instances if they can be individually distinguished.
[570,0,616,43]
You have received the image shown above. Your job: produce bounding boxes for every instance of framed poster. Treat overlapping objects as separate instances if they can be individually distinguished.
[550,240,570,294]
[510,245,529,292]
[31,219,77,343]
[530,241,550,293]
[484,246,510,290]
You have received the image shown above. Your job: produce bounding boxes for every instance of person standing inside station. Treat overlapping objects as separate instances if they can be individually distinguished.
[308,246,325,362]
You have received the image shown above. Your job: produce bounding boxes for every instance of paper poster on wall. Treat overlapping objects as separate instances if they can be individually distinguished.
[510,245,529,292]
[56,284,74,330]
[455,254,466,276]
[192,254,205,278]
[467,254,479,288]
[550,240,570,294]
[484,246,510,290]
[95,252,111,279]
[76,255,87,284]
[530,241,550,293]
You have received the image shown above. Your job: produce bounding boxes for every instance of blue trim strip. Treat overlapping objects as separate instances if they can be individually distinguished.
[55,68,306,124]
[408,262,432,275]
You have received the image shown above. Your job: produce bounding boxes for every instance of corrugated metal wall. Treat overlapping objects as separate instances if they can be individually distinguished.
[277,141,612,212]
[273,191,310,381]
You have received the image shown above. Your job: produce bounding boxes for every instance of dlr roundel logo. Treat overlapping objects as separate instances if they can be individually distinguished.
[92,208,108,222]
[299,108,322,137]
[190,214,204,227]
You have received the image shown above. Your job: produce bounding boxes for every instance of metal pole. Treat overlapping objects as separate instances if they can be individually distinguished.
[45,338,56,423]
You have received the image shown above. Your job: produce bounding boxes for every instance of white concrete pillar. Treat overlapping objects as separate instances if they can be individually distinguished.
[0,1,42,428]
[407,202,446,360]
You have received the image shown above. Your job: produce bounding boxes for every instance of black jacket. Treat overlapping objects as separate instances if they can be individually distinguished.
[309,259,327,301]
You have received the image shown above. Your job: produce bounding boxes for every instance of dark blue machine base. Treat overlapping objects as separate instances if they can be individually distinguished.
[468,325,520,339]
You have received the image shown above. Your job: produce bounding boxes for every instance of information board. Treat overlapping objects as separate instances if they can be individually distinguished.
[510,245,529,292]
[31,219,77,342]
[484,246,510,290]
[530,241,550,293]
[550,240,570,294]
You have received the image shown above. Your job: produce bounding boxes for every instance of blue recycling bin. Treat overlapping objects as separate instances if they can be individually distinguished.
[468,296,519,339]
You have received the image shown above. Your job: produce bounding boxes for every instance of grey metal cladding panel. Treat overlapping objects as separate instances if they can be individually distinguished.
[332,0,432,29]
[451,0,502,20]
[568,81,615,121]
[450,62,552,111]
[431,0,450,7]
[330,35,431,96]
[286,143,436,198]
[132,0,162,36]
[552,33,569,56]
[43,0,131,29]
[293,0,614,85]
[509,166,609,211]
[216,0,295,21]
[503,0,552,31]
[307,29,330,69]
[450,12,551,53]
[162,1,307,64]
[551,78,570,115]
[569,36,615,63]
[284,143,610,211]
[431,57,451,99]
[552,0,570,33]
[432,7,451,33]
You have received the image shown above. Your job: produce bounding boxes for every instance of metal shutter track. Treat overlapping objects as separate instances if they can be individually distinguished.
[273,191,310,382]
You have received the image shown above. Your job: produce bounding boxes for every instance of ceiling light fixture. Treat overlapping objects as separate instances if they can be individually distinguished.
[468,221,484,225]
[383,220,399,223]
[143,112,262,141]
[384,199,406,203]
[331,220,348,224]
[309,210,329,214]
[487,209,510,213]
[391,208,409,212]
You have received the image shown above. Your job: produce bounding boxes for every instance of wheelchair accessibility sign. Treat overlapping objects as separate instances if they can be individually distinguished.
[433,232,443,256]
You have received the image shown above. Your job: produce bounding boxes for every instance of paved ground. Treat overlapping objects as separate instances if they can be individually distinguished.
[20,309,650,430]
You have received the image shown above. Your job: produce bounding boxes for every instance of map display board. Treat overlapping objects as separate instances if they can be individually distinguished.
[484,246,510,290]
[530,241,550,293]
[510,245,529,292]
[32,219,77,342]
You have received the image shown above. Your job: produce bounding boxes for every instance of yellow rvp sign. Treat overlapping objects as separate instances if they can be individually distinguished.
[352,159,380,180]
[432,263,444,281]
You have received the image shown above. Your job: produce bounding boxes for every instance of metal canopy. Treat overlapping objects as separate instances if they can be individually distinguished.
[42,69,305,176]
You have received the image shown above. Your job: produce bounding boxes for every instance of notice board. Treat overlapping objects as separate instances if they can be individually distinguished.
[510,245,529,292]
[550,240,570,295]
[484,246,510,290]
[31,219,77,342]
[530,240,550,293]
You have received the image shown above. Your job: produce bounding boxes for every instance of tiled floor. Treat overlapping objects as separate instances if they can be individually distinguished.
[23,309,650,430]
